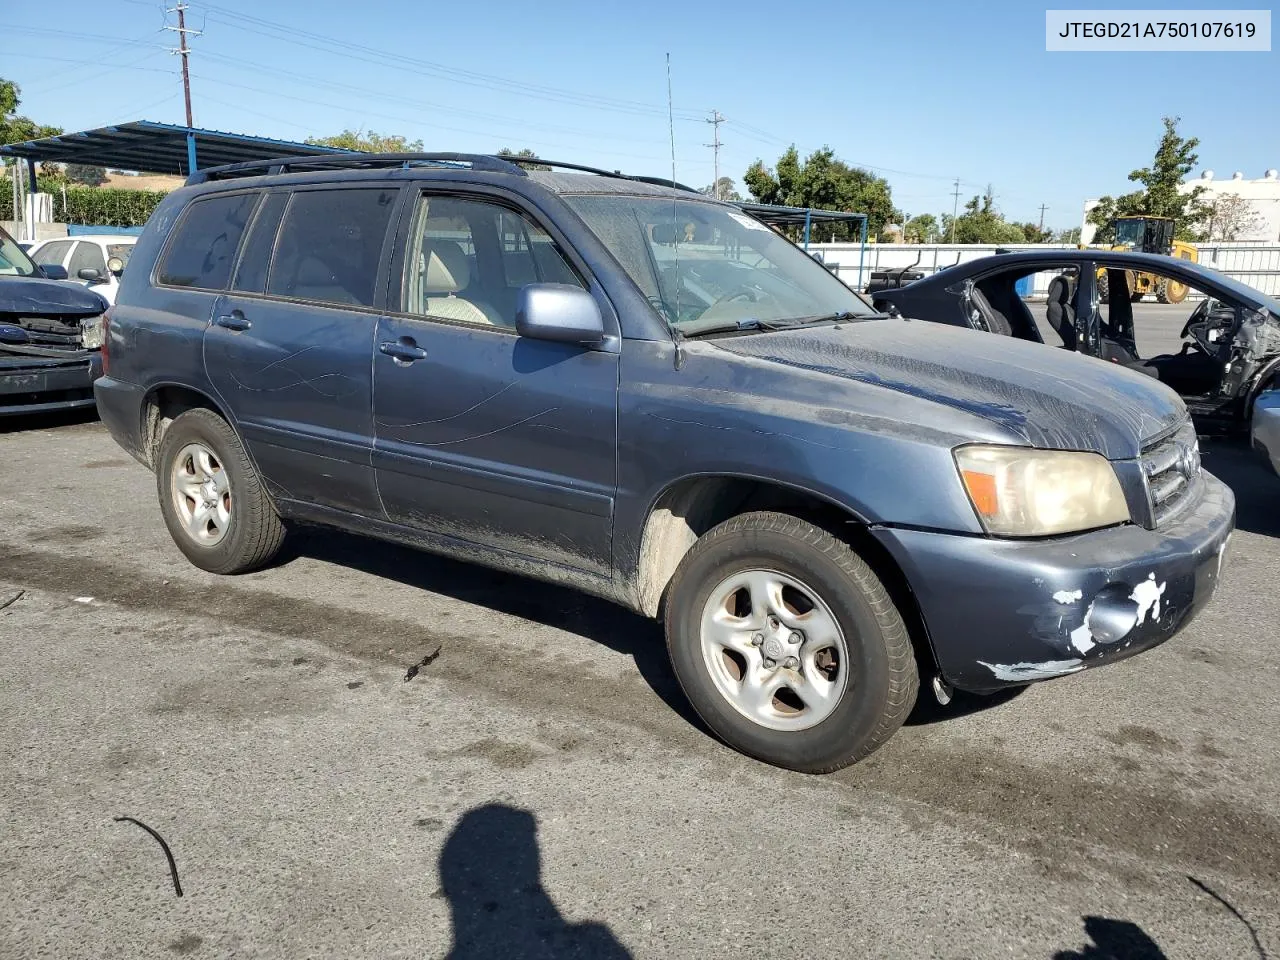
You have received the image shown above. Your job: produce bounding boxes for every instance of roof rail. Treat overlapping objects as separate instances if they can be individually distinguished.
[186,151,703,194]
[187,152,526,185]
[504,156,700,193]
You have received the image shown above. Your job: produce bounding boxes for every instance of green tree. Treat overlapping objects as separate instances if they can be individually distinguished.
[904,213,938,243]
[65,163,108,186]
[1055,226,1083,243]
[744,145,899,241]
[1086,116,1207,242]
[306,129,423,153]
[700,176,741,201]
[941,187,1029,243]
[1,77,61,145]
[497,147,550,171]
[1019,222,1055,244]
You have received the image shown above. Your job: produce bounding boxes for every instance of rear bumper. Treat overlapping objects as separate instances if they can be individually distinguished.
[1253,392,1280,476]
[93,375,149,464]
[874,474,1236,693]
[0,353,101,417]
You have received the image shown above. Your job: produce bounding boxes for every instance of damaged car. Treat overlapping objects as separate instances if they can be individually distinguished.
[1,226,109,416]
[95,155,1234,773]
[871,250,1280,431]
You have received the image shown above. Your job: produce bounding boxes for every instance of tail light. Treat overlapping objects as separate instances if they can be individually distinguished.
[101,309,111,374]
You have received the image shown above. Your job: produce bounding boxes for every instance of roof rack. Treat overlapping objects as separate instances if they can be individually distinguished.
[188,152,526,184]
[187,151,703,193]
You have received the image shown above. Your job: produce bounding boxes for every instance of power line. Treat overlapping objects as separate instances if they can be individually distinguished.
[193,2,708,121]
[164,2,200,127]
[704,110,724,195]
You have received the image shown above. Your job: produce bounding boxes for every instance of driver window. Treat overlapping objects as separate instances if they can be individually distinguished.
[402,195,583,329]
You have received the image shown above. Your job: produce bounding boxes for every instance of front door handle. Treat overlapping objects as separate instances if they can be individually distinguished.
[379,338,427,363]
[214,309,251,331]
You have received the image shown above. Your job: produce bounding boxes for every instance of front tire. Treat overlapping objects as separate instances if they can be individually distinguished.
[155,408,286,574]
[664,512,918,773]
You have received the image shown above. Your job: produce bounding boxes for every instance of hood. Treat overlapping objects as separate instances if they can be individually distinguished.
[0,276,109,318]
[711,319,1186,459]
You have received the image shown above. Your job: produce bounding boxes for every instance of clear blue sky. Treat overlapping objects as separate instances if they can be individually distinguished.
[5,0,1278,231]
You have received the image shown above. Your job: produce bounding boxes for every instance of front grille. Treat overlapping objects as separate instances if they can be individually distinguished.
[1140,422,1201,525]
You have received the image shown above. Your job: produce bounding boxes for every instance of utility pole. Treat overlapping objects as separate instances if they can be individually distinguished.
[165,3,199,127]
[165,3,201,173]
[949,178,961,243]
[1038,203,1048,234]
[704,110,724,198]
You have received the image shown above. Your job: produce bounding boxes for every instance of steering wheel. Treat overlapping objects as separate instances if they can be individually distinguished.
[707,285,763,309]
[1179,299,1209,340]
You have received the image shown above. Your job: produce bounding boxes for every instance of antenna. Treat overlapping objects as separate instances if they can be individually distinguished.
[665,53,676,187]
[704,110,724,198]
[949,178,961,243]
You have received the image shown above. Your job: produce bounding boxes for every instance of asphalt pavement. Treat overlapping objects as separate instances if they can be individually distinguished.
[1,407,1277,960]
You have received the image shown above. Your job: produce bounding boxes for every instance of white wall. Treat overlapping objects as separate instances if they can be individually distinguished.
[808,241,1280,298]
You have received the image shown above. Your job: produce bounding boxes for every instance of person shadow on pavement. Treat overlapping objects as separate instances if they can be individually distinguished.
[439,804,634,960]
[1052,916,1169,960]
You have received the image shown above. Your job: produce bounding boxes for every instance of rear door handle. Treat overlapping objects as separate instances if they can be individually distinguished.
[214,310,251,331]
[379,338,427,363]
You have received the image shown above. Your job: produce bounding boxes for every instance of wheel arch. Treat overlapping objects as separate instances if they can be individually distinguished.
[140,382,236,469]
[630,473,939,675]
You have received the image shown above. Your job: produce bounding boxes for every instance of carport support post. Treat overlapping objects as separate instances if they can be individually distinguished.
[186,131,198,177]
[858,216,867,290]
[24,157,38,242]
[803,208,812,251]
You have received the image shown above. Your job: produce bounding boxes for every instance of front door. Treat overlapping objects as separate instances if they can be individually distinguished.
[371,190,619,576]
[204,185,400,516]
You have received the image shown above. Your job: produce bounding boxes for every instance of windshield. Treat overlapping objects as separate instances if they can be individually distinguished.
[1113,219,1146,247]
[107,243,136,268]
[0,229,38,277]
[563,195,875,328]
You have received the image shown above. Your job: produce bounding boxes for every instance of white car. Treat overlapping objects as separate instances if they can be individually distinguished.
[28,235,138,305]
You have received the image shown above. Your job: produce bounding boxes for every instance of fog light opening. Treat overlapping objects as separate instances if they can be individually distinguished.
[1086,584,1141,645]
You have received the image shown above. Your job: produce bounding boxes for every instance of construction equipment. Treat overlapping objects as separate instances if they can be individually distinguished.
[1089,215,1198,304]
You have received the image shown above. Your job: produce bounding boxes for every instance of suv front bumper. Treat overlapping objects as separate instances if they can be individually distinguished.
[874,474,1236,693]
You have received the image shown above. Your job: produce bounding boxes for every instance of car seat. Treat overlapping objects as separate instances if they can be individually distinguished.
[1045,274,1077,349]
[418,239,503,326]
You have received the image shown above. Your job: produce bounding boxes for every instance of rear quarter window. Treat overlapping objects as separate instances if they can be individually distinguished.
[157,192,260,290]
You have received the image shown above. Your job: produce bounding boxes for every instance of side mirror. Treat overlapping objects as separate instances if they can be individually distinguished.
[41,264,69,281]
[78,267,105,283]
[515,283,605,345]
[107,256,125,276]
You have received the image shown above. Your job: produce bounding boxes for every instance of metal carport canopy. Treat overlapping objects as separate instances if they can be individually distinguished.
[0,120,355,176]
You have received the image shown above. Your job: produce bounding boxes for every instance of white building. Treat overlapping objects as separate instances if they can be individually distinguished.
[1081,168,1280,244]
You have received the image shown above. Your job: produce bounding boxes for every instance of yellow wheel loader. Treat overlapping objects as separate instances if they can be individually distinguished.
[1089,216,1198,304]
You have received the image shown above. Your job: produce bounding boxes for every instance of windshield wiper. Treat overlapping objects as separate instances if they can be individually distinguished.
[677,317,801,339]
[787,310,879,324]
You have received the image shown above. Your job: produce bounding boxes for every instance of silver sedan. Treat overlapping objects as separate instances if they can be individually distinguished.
[1254,390,1280,476]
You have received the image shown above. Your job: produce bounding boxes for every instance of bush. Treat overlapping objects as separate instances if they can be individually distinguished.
[1,178,165,227]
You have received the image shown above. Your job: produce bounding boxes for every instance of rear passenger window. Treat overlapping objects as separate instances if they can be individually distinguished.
[231,193,288,294]
[267,188,398,308]
[158,193,259,289]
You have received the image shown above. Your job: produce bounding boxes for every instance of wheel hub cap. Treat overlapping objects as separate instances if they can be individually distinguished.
[698,568,850,732]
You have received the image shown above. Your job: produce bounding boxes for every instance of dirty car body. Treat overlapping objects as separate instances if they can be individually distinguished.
[871,249,1280,430]
[93,155,1235,770]
[1253,389,1280,476]
[0,229,108,416]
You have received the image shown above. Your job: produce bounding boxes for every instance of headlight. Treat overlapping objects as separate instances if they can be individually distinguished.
[80,316,104,350]
[954,445,1130,537]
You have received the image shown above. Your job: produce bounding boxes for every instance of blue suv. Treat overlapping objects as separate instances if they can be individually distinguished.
[96,153,1235,772]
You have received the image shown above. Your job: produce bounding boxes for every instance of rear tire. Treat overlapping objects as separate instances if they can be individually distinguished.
[155,408,286,574]
[1097,272,1110,304]
[664,511,918,773]
[1157,278,1188,304]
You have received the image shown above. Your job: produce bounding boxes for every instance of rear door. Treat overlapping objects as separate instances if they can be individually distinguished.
[204,184,400,516]
[371,188,619,576]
